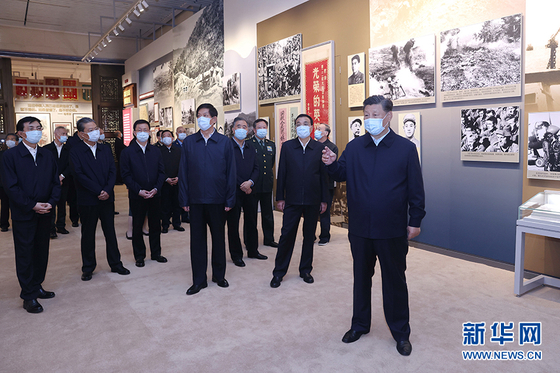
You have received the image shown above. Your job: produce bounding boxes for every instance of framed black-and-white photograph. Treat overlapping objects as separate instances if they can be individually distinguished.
[369,34,435,106]
[159,106,173,129]
[397,112,421,163]
[461,106,520,163]
[526,1,560,74]
[154,102,159,123]
[348,116,364,143]
[441,14,522,102]
[258,33,302,105]
[527,111,560,180]
[180,98,196,127]
[348,52,366,108]
[223,73,240,112]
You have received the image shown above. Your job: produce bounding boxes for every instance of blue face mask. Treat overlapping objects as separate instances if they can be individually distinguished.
[314,130,323,140]
[364,113,388,136]
[25,130,43,144]
[256,128,267,139]
[6,140,16,148]
[87,129,100,142]
[234,128,247,141]
[198,116,212,131]
[178,132,187,141]
[297,125,311,139]
[99,134,105,141]
[162,137,173,146]
[136,132,150,143]
[59,135,68,143]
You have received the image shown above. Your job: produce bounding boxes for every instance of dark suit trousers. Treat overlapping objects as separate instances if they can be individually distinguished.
[254,191,275,244]
[51,178,70,231]
[161,183,181,229]
[66,175,79,224]
[12,213,51,300]
[0,187,10,229]
[189,204,226,285]
[78,202,123,273]
[273,204,319,278]
[348,233,410,342]
[227,190,258,260]
[319,189,334,241]
[130,196,162,261]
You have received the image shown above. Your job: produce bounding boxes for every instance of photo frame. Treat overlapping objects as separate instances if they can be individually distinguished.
[154,102,160,123]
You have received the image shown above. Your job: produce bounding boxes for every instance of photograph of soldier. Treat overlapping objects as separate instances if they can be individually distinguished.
[223,73,240,110]
[348,54,365,85]
[397,113,421,161]
[348,117,364,142]
[528,111,560,178]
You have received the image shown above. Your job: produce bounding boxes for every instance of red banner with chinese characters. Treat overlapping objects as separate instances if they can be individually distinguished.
[29,80,44,99]
[45,77,60,100]
[15,78,28,99]
[304,59,329,130]
[123,108,133,146]
[62,79,78,100]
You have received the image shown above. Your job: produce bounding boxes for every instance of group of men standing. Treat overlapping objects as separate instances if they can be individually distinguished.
[1,95,425,357]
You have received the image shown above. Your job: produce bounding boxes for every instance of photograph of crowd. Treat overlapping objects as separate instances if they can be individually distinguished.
[460,106,520,160]
[528,111,560,180]
[440,14,522,93]
[258,33,302,104]
[223,72,240,111]
[368,34,435,104]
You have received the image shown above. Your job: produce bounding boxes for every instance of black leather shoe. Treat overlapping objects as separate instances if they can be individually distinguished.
[264,241,278,248]
[300,273,314,284]
[396,340,412,356]
[111,266,131,275]
[114,211,119,215]
[233,258,246,267]
[72,221,79,227]
[248,252,268,260]
[212,277,229,288]
[161,226,169,234]
[270,276,282,288]
[37,288,55,299]
[135,260,145,267]
[173,226,185,232]
[143,231,149,236]
[81,272,93,281]
[56,227,70,234]
[151,255,168,263]
[1,227,9,232]
[186,282,207,295]
[23,299,43,313]
[342,329,368,343]
[126,232,132,240]
[50,231,58,239]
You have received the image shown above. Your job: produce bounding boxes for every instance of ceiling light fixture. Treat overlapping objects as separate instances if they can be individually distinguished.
[118,23,125,31]
[102,40,107,47]
[138,3,144,12]
[113,29,119,36]
[106,35,112,43]
[97,45,102,51]
[133,8,141,17]
[141,0,149,9]
[126,16,132,24]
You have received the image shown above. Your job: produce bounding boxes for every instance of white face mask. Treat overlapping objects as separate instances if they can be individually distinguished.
[256,128,267,139]
[59,135,68,143]
[99,134,105,141]
[234,128,247,141]
[136,132,150,143]
[364,113,388,136]
[25,130,43,144]
[6,140,17,148]
[296,125,311,139]
[162,137,173,146]
[87,129,100,142]
[314,130,323,140]
[178,132,187,141]
[198,116,212,131]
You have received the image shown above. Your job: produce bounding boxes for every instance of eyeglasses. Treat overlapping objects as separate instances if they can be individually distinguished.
[26,126,43,131]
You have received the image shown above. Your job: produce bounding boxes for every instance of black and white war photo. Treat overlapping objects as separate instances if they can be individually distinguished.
[368,34,435,105]
[528,111,560,180]
[440,14,522,101]
[223,72,240,111]
[258,33,302,104]
[460,106,520,163]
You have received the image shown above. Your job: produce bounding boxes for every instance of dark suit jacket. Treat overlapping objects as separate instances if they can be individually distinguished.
[0,143,61,220]
[276,138,328,206]
[159,144,181,178]
[70,140,116,205]
[231,139,259,188]
[44,141,71,177]
[249,136,275,193]
[120,140,166,199]
[327,129,425,239]
[172,139,184,148]
[319,138,338,190]
[114,137,126,162]
[178,130,236,208]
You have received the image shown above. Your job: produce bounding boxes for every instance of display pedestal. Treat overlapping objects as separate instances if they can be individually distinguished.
[514,218,560,296]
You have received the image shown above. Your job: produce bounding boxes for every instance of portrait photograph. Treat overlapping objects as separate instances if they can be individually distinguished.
[528,111,560,180]
[397,112,421,162]
[348,116,365,143]
[223,72,241,112]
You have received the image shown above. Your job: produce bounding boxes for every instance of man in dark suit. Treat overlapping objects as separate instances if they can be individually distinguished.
[270,114,328,288]
[0,133,18,232]
[322,95,425,356]
[173,126,189,223]
[226,117,266,267]
[44,126,71,238]
[159,130,184,233]
[65,131,81,227]
[249,119,277,247]
[114,130,126,185]
[179,103,236,295]
[121,119,167,268]
[1,116,61,313]
[70,117,130,281]
[314,123,338,246]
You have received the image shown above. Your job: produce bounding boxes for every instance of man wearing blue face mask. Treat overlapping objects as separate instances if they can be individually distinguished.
[270,114,328,288]
[173,126,187,147]
[1,117,61,313]
[179,103,236,295]
[44,126,71,238]
[0,133,19,232]
[249,119,277,248]
[226,117,265,267]
[322,95,425,356]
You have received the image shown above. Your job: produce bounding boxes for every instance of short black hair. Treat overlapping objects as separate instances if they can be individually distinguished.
[196,103,218,118]
[363,95,393,113]
[351,118,362,126]
[295,113,313,126]
[133,119,150,131]
[6,133,19,141]
[76,117,95,132]
[253,118,269,128]
[16,116,41,132]
[161,130,174,138]
[352,54,360,64]
[156,130,163,137]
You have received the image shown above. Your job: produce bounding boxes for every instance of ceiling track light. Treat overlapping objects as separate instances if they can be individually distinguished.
[133,8,141,17]
[126,16,132,24]
[113,29,119,36]
[138,3,144,12]
[102,40,107,47]
[94,50,98,55]
[97,45,102,51]
[106,35,112,43]
[118,23,125,31]
[141,1,149,9]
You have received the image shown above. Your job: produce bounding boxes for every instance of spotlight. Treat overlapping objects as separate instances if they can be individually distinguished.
[141,1,149,9]
[102,40,107,47]
[107,35,112,43]
[126,16,132,24]
[97,45,102,51]
[133,8,141,17]
[113,29,119,36]
[94,50,99,55]
[118,23,125,31]
[138,3,144,12]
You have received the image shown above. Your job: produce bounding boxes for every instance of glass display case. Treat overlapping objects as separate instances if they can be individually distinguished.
[518,190,560,222]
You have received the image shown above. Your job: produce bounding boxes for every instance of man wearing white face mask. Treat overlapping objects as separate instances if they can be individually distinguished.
[1,117,61,313]
[179,103,236,295]
[173,126,187,148]
[270,114,328,288]
[159,130,184,233]
[44,126,71,238]
[322,95,425,356]
[0,133,19,232]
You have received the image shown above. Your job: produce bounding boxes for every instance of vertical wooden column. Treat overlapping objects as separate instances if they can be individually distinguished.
[0,57,15,136]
